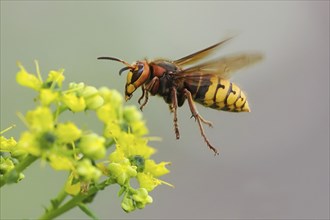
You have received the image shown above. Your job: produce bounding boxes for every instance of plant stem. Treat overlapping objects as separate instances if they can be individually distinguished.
[0,124,16,135]
[38,179,113,220]
[48,185,68,210]
[0,155,38,188]
[78,203,99,220]
[56,187,68,206]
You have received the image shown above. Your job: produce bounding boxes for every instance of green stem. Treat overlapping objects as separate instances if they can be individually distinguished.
[48,185,68,210]
[53,104,68,123]
[0,155,38,188]
[0,124,16,135]
[38,180,113,220]
[78,203,99,220]
[34,60,43,83]
[55,187,68,206]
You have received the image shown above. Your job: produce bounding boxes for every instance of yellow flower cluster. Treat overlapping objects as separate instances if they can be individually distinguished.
[0,126,26,183]
[0,61,171,213]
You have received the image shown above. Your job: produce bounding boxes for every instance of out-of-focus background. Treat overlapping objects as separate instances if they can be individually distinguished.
[1,1,329,219]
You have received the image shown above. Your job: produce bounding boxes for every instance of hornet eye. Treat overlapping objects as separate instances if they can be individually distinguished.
[131,64,144,83]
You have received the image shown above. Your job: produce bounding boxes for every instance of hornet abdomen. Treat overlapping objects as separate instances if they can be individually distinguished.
[186,75,250,112]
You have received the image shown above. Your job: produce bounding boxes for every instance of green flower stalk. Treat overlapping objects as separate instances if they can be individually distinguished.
[0,61,172,219]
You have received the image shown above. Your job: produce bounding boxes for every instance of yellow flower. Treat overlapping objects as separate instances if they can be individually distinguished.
[98,87,123,107]
[16,107,58,157]
[109,147,126,163]
[129,121,148,136]
[0,136,17,152]
[16,131,41,156]
[55,122,82,143]
[0,136,27,160]
[123,106,148,136]
[17,131,57,157]
[49,154,74,170]
[13,61,171,212]
[144,160,170,177]
[46,69,65,88]
[25,107,54,132]
[136,159,172,191]
[62,93,86,112]
[115,133,155,159]
[16,62,42,91]
[137,172,164,192]
[96,103,120,124]
[108,131,171,192]
[39,89,59,106]
[103,121,123,138]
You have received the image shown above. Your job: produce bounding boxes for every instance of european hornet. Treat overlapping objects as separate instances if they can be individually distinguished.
[98,38,263,155]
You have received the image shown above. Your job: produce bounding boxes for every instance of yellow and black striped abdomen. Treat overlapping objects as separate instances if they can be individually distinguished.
[191,75,250,112]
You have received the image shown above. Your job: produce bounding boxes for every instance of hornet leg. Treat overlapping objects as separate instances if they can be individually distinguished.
[171,87,180,139]
[183,88,219,155]
[139,77,159,111]
[138,86,149,111]
[138,86,146,105]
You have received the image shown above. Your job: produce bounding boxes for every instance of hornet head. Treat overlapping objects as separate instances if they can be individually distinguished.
[98,57,150,101]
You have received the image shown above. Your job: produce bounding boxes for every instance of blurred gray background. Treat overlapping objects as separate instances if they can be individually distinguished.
[1,1,329,219]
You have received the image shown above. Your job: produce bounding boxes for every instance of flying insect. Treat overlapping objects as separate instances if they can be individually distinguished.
[98,38,263,155]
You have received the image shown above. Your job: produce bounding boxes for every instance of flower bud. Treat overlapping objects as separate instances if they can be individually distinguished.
[78,133,106,160]
[108,161,137,185]
[68,82,85,92]
[121,194,135,213]
[0,157,15,174]
[132,188,153,209]
[123,106,142,123]
[82,86,98,98]
[85,95,104,110]
[76,159,102,182]
[99,87,123,106]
